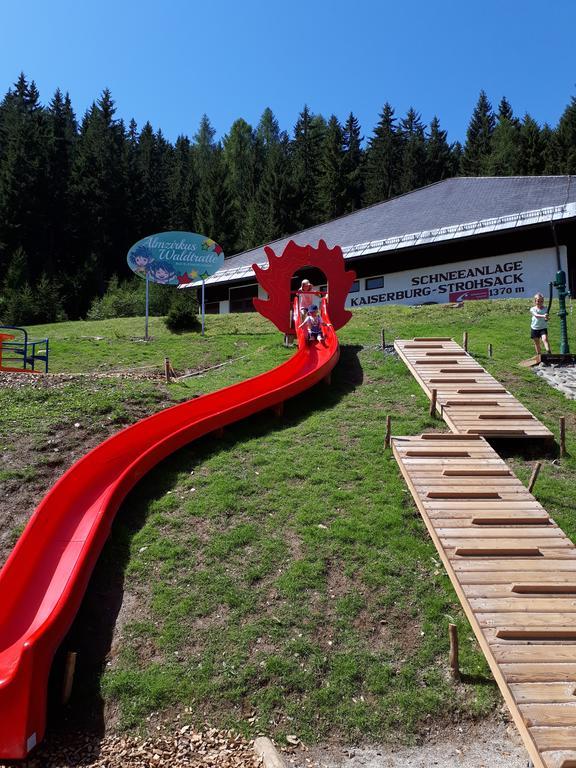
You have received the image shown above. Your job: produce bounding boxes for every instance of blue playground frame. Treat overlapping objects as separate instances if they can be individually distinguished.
[0,326,50,373]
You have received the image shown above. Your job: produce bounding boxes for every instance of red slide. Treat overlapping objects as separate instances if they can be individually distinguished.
[0,296,338,759]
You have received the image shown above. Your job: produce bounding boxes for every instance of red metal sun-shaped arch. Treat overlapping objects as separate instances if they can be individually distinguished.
[252,240,356,334]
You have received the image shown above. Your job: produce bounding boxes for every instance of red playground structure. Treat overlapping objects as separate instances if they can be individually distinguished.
[0,241,355,758]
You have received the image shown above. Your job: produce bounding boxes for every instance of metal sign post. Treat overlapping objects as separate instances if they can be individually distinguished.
[201,278,205,337]
[145,271,150,341]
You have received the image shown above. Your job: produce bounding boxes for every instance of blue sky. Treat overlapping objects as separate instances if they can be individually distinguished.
[0,0,574,145]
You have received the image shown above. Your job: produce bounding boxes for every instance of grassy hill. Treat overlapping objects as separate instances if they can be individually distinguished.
[1,300,575,745]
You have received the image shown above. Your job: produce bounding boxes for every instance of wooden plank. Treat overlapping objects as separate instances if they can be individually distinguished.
[502,664,576,683]
[509,683,576,704]
[529,727,576,750]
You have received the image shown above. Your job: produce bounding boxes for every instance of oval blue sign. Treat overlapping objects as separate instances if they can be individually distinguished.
[127,231,225,285]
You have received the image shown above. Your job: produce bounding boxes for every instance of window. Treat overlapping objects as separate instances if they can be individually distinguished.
[349,280,360,293]
[229,283,258,313]
[366,276,384,290]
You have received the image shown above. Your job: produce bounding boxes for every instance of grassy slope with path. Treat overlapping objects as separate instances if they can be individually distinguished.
[1,301,575,747]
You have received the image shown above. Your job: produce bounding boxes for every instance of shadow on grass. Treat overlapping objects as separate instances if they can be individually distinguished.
[46,344,363,746]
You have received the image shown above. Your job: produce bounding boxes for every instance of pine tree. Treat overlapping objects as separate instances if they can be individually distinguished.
[195,146,234,254]
[518,114,545,175]
[193,114,217,184]
[398,108,426,193]
[317,115,346,220]
[45,88,77,276]
[341,112,363,212]
[487,98,521,175]
[363,103,401,203]
[0,74,51,282]
[244,114,291,247]
[69,89,128,301]
[290,105,326,229]
[555,95,576,173]
[168,134,197,230]
[460,90,495,175]
[542,124,562,174]
[223,118,257,250]
[425,116,454,184]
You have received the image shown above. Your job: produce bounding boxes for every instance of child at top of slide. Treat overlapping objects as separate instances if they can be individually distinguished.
[297,279,321,318]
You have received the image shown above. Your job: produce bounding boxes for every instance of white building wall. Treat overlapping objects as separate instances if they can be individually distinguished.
[345,246,567,308]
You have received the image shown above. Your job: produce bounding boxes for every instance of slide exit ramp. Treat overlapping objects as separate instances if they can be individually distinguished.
[0,298,337,759]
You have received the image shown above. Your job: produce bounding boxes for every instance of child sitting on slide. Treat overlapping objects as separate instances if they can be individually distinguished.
[298,305,331,343]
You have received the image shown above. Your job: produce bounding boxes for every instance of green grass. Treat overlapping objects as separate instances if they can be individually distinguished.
[3,301,576,744]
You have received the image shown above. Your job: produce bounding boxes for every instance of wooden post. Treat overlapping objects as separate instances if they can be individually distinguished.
[527,461,542,494]
[488,343,493,358]
[381,328,386,351]
[462,331,468,352]
[164,357,171,382]
[384,415,392,449]
[62,651,77,704]
[430,388,437,418]
[560,416,566,457]
[449,624,460,682]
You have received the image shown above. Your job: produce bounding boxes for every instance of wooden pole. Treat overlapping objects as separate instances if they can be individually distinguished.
[430,388,437,418]
[560,416,566,457]
[462,331,468,352]
[527,461,542,494]
[62,651,77,704]
[381,328,386,351]
[449,624,460,682]
[164,357,171,382]
[488,343,493,358]
[384,415,392,449]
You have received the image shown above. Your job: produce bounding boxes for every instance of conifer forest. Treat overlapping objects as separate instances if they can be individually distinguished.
[1,73,575,324]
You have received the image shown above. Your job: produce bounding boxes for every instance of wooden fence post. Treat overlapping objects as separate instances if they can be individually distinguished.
[62,651,77,704]
[430,388,437,418]
[488,343,493,358]
[527,462,542,494]
[164,357,171,382]
[560,416,566,457]
[449,624,460,682]
[384,415,392,449]
[462,331,468,352]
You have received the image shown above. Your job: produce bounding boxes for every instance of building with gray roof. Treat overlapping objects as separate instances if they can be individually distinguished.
[185,176,576,313]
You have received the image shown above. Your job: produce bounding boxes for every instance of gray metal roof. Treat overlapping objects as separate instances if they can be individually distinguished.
[182,176,576,288]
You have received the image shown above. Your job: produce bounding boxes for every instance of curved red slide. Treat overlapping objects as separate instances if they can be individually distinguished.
[0,298,338,759]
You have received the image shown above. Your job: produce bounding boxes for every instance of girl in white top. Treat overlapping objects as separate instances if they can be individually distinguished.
[297,280,321,319]
[530,292,551,355]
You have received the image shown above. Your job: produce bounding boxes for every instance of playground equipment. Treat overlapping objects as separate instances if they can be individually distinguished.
[0,325,49,373]
[394,337,576,768]
[0,240,355,759]
[394,338,553,439]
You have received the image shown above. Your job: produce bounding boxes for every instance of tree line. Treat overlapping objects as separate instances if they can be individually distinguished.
[1,72,575,324]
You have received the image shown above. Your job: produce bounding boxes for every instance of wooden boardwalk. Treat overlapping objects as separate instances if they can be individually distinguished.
[394,338,553,439]
[393,433,576,768]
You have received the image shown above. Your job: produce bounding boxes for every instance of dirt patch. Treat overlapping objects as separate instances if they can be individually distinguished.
[290,719,527,768]
[0,382,174,568]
